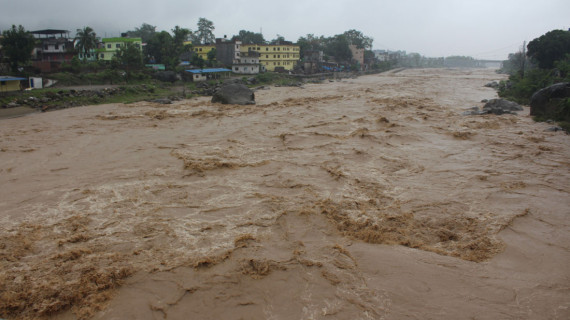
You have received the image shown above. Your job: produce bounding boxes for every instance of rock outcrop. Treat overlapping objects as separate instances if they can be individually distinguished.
[211,83,255,105]
[530,82,570,120]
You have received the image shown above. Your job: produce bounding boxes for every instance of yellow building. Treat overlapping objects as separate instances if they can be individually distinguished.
[0,76,26,93]
[192,44,215,60]
[240,44,300,71]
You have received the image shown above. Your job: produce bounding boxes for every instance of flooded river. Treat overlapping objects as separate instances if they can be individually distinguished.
[1,68,569,319]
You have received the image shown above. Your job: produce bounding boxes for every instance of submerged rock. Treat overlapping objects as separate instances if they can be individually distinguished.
[482,99,523,115]
[462,99,523,116]
[150,98,172,105]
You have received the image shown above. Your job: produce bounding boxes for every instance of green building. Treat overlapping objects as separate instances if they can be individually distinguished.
[97,37,142,61]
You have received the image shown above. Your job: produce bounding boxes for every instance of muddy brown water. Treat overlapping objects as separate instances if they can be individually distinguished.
[1,68,569,319]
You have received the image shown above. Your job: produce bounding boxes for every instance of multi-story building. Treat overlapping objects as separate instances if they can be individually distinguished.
[30,29,75,72]
[349,45,365,70]
[240,43,300,72]
[215,38,241,68]
[232,51,260,74]
[97,37,142,61]
[191,44,215,60]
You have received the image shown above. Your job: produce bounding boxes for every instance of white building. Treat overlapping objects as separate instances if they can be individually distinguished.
[232,52,260,74]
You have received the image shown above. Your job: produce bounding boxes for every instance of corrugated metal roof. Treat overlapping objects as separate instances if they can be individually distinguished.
[0,76,27,81]
[185,68,232,74]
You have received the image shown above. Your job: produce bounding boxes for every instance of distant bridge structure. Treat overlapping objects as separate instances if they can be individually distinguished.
[477,60,503,68]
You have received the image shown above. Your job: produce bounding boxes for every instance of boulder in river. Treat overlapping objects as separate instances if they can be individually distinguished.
[482,99,523,115]
[211,83,255,105]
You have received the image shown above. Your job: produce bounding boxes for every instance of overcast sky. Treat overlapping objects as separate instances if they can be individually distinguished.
[1,0,568,60]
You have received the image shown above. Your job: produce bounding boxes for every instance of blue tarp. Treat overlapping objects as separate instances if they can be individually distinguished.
[185,68,232,74]
[0,76,27,82]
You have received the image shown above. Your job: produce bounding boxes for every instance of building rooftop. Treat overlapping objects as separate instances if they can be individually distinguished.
[30,29,70,38]
[185,68,232,74]
[102,37,142,43]
[0,76,27,81]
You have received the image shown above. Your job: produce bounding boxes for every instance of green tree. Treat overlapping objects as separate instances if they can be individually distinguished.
[527,29,570,69]
[75,26,98,62]
[194,18,215,44]
[297,34,325,59]
[270,34,286,44]
[343,29,373,49]
[0,25,36,72]
[191,55,205,69]
[324,34,352,63]
[207,48,217,66]
[145,27,192,70]
[127,23,157,43]
[114,42,143,82]
[146,31,175,68]
[172,26,191,45]
[499,51,532,76]
[114,42,143,69]
[232,30,265,44]
[172,25,192,64]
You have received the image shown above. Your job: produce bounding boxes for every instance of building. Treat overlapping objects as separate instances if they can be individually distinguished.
[0,76,26,93]
[373,50,405,62]
[240,43,300,72]
[191,44,215,60]
[30,29,75,72]
[215,39,241,68]
[232,51,260,74]
[349,45,365,70]
[97,37,142,61]
[185,68,232,82]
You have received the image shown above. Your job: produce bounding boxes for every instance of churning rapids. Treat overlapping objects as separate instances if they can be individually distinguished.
[1,68,569,319]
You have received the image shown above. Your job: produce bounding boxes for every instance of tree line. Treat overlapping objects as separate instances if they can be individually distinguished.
[498,29,570,104]
[1,18,380,73]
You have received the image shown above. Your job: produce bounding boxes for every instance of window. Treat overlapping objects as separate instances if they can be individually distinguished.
[116,44,121,48]
[278,55,280,58]
[44,45,48,50]
[235,67,239,71]
[1,82,6,86]
[107,44,111,48]
[257,47,260,50]
[100,54,104,58]
[199,48,202,51]
[266,47,268,51]
[55,44,59,50]
[266,55,268,58]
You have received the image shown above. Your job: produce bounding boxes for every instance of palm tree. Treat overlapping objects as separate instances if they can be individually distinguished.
[75,26,97,61]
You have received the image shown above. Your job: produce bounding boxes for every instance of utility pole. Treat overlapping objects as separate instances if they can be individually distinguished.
[521,40,526,79]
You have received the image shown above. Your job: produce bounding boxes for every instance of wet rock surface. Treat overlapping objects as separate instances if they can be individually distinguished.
[211,83,255,105]
[530,82,570,120]
[463,98,523,115]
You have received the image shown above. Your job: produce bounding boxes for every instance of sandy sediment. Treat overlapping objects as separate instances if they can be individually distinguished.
[0,68,569,319]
